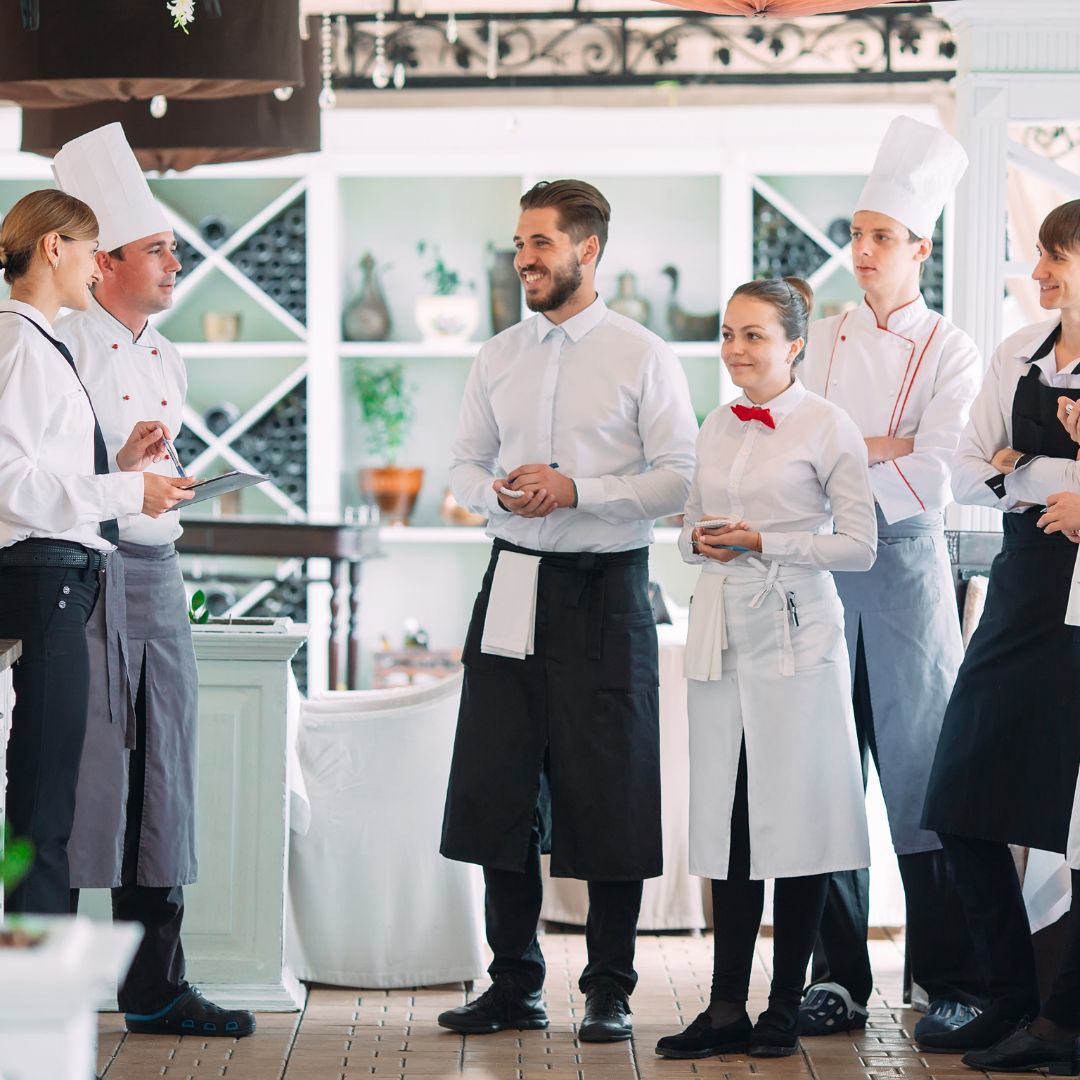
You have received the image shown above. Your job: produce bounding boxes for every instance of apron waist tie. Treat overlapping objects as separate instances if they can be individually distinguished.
[747,556,795,678]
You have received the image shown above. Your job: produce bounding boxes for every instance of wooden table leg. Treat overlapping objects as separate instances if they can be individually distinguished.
[329,558,345,691]
[347,560,362,690]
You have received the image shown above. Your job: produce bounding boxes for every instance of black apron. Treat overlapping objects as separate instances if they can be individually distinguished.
[440,539,662,881]
[923,336,1080,852]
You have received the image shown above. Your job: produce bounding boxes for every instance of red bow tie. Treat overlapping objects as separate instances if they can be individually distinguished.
[731,403,775,429]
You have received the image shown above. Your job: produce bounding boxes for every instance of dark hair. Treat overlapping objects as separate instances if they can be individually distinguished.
[519,179,611,261]
[1039,199,1080,257]
[730,277,814,362]
[0,189,98,285]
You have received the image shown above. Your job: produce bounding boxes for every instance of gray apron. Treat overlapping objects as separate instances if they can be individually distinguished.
[831,507,963,855]
[68,542,199,888]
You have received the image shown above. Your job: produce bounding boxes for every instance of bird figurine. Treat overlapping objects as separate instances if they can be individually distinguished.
[662,266,720,342]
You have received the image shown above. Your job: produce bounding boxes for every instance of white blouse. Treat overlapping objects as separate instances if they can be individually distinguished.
[0,300,144,551]
[680,378,877,573]
[952,317,1080,510]
[57,299,187,546]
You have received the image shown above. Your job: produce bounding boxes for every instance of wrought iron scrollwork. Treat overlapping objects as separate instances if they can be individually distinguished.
[328,5,955,91]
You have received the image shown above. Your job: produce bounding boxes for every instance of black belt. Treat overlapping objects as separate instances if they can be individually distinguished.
[0,540,109,571]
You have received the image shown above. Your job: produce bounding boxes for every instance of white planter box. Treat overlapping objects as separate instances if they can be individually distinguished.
[0,916,139,1080]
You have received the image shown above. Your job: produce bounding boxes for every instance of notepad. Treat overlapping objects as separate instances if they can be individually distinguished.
[172,471,269,510]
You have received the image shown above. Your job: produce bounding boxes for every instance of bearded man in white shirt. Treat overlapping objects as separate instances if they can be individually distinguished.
[799,117,985,1039]
[53,124,255,1040]
[438,179,697,1042]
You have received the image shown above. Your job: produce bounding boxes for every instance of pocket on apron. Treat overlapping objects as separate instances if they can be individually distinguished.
[599,610,658,691]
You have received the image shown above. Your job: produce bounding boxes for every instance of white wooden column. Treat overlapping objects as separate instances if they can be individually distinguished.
[934,0,1080,362]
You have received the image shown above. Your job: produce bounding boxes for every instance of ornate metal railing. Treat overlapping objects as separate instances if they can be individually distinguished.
[326,4,956,92]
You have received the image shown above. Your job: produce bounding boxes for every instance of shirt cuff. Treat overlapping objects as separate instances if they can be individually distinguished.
[759,531,789,558]
[103,471,146,518]
[984,472,1008,500]
[573,477,605,513]
[483,483,512,519]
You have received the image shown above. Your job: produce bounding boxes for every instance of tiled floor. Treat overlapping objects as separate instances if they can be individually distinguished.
[95,930,999,1079]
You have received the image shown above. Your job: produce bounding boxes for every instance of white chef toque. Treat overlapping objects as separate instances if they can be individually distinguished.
[52,122,171,252]
[855,115,969,240]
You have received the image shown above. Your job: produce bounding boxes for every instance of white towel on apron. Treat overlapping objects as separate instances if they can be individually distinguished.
[481,550,541,660]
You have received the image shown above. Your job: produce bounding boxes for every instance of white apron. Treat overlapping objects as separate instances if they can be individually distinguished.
[686,557,870,881]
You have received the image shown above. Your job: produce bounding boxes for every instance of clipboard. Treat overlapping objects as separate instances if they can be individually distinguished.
[172,471,269,510]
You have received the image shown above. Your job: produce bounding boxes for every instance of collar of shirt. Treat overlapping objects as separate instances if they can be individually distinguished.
[1018,319,1080,381]
[850,294,929,336]
[86,296,156,349]
[0,298,57,338]
[534,294,608,344]
[732,377,806,428]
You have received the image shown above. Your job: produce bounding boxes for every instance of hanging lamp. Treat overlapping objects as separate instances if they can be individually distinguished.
[0,0,303,108]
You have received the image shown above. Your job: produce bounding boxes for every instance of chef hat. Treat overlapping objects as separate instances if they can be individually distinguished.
[855,116,969,239]
[52,123,171,252]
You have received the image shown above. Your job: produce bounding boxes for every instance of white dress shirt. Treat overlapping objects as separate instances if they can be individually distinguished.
[952,317,1080,510]
[679,379,877,572]
[801,296,983,524]
[57,299,187,546]
[450,296,697,553]
[0,300,144,551]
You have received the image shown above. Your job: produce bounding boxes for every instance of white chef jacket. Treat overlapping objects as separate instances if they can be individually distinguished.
[0,300,143,551]
[450,296,697,553]
[57,299,186,546]
[801,296,983,524]
[679,379,877,573]
[952,317,1080,511]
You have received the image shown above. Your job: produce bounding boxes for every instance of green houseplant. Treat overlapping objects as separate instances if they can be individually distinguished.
[414,242,480,343]
[354,362,423,526]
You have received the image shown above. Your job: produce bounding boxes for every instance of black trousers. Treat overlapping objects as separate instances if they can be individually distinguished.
[484,814,643,998]
[940,833,1080,1026]
[811,629,983,1006]
[711,742,828,1018]
[1,563,99,915]
[71,654,187,1014]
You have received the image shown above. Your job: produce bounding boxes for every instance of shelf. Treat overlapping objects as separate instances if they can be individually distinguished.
[377,526,683,545]
[341,340,721,360]
[178,342,308,359]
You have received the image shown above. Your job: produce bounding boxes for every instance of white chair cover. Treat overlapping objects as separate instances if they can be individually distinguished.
[286,670,486,988]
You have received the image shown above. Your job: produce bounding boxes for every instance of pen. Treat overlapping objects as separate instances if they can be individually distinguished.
[163,436,187,478]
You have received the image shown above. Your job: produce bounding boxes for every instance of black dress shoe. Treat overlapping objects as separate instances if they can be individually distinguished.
[125,987,256,1038]
[656,1011,753,1059]
[579,979,632,1043]
[918,1004,1027,1054]
[962,1025,1080,1075]
[437,978,548,1034]
[750,1008,799,1058]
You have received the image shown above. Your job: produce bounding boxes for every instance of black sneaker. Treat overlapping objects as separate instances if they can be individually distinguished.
[655,1011,752,1059]
[579,979,632,1043]
[125,987,256,1038]
[797,982,868,1036]
[437,978,548,1035]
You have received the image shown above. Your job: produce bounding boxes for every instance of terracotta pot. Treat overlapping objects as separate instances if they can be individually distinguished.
[360,466,424,526]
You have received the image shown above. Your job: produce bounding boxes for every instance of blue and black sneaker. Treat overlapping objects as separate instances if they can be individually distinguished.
[125,986,256,1038]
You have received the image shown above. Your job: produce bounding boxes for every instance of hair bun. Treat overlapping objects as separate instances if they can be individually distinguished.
[782,276,814,316]
[0,246,7,269]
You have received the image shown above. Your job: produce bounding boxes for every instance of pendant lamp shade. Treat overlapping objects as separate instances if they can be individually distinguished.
[654,0,948,13]
[0,0,303,109]
[20,20,319,171]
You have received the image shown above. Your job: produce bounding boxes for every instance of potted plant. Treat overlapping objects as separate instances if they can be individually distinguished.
[0,826,142,1080]
[414,241,479,343]
[354,362,424,525]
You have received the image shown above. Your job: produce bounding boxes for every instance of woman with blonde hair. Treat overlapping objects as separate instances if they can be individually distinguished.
[0,188,193,914]
[656,277,876,1060]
